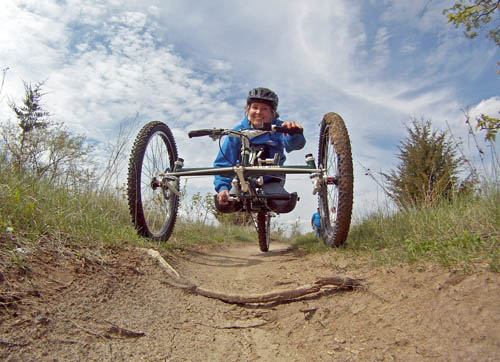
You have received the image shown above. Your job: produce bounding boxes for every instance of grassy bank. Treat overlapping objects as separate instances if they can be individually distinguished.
[0,166,257,264]
[290,189,500,272]
[1,161,499,273]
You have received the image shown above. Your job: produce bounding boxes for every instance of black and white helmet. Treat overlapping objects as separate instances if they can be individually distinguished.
[247,87,279,111]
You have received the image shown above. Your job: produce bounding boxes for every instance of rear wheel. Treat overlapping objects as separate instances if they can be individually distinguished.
[257,212,271,252]
[317,113,353,247]
[127,121,179,242]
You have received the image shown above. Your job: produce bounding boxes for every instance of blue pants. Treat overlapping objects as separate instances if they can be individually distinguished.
[313,226,320,237]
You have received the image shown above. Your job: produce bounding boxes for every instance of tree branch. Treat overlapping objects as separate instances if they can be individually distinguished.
[141,248,365,305]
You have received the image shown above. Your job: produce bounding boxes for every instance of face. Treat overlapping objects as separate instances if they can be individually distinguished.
[247,102,274,128]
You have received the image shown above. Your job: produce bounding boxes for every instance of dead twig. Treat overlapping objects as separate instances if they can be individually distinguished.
[141,248,366,305]
[69,319,106,339]
[197,320,269,329]
[0,340,31,347]
[300,307,318,320]
[70,319,146,340]
[103,320,146,339]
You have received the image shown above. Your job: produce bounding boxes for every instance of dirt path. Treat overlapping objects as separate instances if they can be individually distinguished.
[1,241,500,361]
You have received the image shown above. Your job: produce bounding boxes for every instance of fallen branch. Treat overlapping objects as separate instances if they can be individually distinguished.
[69,319,105,339]
[70,319,146,340]
[140,248,365,305]
[103,320,146,339]
[197,320,269,329]
[0,340,31,348]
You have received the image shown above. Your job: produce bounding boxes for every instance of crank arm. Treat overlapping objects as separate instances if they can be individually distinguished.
[162,176,181,196]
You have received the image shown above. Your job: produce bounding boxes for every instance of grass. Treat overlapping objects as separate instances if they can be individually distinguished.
[289,233,331,253]
[0,170,140,248]
[1,158,499,274]
[169,220,256,247]
[339,190,500,272]
[0,164,258,269]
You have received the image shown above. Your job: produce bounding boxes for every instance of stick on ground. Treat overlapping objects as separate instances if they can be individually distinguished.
[140,248,365,305]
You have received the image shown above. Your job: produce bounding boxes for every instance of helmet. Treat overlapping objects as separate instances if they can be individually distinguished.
[247,87,279,111]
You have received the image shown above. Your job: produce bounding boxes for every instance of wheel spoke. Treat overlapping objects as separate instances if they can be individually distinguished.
[140,132,174,236]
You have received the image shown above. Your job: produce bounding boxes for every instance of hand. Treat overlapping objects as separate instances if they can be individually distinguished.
[217,189,230,206]
[281,121,303,135]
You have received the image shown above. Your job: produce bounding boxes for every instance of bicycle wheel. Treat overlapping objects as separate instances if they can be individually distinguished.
[127,121,179,242]
[257,212,271,252]
[317,113,353,247]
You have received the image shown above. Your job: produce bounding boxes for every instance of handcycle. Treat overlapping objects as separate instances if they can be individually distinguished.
[127,112,353,251]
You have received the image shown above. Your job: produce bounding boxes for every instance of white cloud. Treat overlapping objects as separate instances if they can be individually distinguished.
[373,27,391,69]
[1,0,498,233]
[470,97,500,120]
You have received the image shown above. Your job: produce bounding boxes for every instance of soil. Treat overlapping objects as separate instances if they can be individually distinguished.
[1,239,499,361]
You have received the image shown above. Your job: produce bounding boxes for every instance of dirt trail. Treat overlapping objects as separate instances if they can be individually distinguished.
[1,241,500,361]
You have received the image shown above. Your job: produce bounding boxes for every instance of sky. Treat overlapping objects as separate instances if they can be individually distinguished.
[1,0,499,232]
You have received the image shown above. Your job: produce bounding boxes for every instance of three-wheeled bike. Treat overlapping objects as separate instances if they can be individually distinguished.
[127,113,353,251]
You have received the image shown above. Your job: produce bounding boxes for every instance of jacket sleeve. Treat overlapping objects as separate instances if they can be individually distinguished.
[282,132,306,153]
[274,118,306,153]
[214,135,241,193]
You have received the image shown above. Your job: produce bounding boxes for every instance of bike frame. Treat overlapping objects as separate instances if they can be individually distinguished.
[127,113,353,248]
[156,127,328,197]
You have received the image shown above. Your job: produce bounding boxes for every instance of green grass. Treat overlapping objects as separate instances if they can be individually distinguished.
[169,220,256,248]
[341,190,500,272]
[0,164,258,264]
[289,233,331,253]
[0,172,138,246]
[2,157,499,274]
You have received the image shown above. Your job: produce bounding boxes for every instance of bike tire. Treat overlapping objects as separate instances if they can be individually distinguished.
[127,121,179,242]
[257,212,271,252]
[317,113,353,247]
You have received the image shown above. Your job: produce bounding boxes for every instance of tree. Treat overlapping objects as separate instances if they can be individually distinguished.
[476,113,500,141]
[1,81,93,184]
[443,2,500,141]
[444,0,500,50]
[383,119,469,209]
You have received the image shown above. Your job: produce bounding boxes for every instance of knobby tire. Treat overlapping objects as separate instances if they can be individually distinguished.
[257,212,270,252]
[127,121,179,242]
[317,113,353,247]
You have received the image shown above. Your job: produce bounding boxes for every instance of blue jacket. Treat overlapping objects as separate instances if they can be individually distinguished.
[214,116,306,192]
[311,212,321,227]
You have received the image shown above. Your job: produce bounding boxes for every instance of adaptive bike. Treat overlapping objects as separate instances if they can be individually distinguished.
[127,113,353,251]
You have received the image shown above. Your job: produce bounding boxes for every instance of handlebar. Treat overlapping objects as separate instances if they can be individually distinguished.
[188,125,303,139]
[188,128,224,138]
[272,125,303,135]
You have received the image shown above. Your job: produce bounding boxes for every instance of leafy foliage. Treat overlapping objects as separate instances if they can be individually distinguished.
[1,81,93,185]
[214,210,255,226]
[443,1,500,143]
[383,119,470,209]
[444,0,500,71]
[477,113,500,141]
[444,0,500,44]
[186,191,216,224]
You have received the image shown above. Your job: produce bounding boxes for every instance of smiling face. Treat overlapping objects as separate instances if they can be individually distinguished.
[247,102,274,128]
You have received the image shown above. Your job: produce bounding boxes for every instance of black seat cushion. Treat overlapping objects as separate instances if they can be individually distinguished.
[267,192,298,214]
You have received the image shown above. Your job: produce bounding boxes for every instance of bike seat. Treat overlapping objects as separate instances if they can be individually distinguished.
[267,192,298,214]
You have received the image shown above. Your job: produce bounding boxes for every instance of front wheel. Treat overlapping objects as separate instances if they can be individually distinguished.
[127,121,179,242]
[257,212,271,252]
[317,113,353,247]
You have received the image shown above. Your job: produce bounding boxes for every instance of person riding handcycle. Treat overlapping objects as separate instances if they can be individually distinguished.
[127,86,353,249]
[214,87,306,214]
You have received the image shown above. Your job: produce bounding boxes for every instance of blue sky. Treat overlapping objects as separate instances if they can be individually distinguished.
[1,0,499,231]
